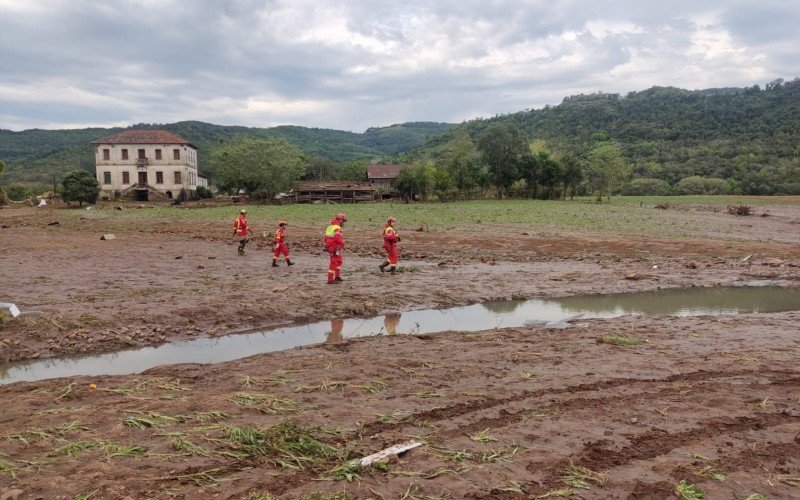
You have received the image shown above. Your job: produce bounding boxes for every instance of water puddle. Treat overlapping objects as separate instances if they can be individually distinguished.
[2,285,799,385]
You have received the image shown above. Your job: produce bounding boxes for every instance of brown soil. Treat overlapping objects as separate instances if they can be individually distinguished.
[1,201,799,499]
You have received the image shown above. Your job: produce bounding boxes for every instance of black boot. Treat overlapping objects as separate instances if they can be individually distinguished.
[272,260,279,267]
[389,266,396,274]
[379,262,387,273]
[287,260,295,266]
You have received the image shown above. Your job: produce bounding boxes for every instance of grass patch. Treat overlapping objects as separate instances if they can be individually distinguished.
[597,334,647,346]
[227,420,339,472]
[697,465,725,481]
[6,421,88,445]
[676,480,705,499]
[481,446,521,463]
[470,428,498,443]
[233,392,305,415]
[375,410,408,423]
[432,447,474,462]
[561,462,606,490]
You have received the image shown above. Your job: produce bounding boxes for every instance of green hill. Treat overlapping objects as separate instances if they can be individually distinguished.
[0,121,453,184]
[406,78,799,195]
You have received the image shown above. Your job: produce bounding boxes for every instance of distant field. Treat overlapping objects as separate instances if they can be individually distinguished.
[61,195,799,240]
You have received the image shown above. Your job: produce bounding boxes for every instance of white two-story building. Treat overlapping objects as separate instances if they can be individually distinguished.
[92,129,199,201]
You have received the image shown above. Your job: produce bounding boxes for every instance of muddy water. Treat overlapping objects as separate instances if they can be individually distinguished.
[2,286,799,385]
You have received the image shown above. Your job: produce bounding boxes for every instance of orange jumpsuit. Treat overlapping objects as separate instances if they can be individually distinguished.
[273,226,291,264]
[233,214,251,255]
[383,224,399,270]
[324,219,345,283]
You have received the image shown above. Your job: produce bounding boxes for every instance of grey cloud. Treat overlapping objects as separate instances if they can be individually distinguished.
[0,0,797,132]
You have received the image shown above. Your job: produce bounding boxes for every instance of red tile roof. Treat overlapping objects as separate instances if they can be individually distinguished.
[366,164,405,179]
[91,129,195,147]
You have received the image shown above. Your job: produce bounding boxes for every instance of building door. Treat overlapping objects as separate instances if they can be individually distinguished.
[138,171,148,187]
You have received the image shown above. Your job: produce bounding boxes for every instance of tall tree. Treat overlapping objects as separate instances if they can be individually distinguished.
[0,159,9,204]
[558,152,583,200]
[305,156,340,181]
[339,160,367,181]
[60,169,100,206]
[444,132,481,197]
[586,143,630,201]
[477,123,528,197]
[211,138,306,201]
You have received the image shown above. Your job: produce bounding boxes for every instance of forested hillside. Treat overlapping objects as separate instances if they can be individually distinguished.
[410,78,799,195]
[0,121,452,185]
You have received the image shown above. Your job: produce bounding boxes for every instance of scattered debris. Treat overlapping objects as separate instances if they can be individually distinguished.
[415,222,429,232]
[115,206,124,210]
[100,234,116,240]
[174,256,183,260]
[37,199,47,207]
[727,204,753,216]
[685,262,697,269]
[655,203,672,210]
[524,314,587,330]
[762,258,784,267]
[0,302,43,318]
[625,272,642,280]
[47,221,60,226]
[359,441,423,466]
[741,255,753,263]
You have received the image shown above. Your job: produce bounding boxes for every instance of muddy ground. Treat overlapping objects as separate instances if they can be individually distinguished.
[1,200,799,499]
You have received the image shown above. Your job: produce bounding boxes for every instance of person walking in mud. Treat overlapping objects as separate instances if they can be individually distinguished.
[379,216,400,274]
[232,208,253,256]
[324,213,347,284]
[272,219,294,267]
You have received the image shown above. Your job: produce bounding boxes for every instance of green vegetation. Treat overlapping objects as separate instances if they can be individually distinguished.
[408,79,800,196]
[0,120,452,185]
[597,335,648,346]
[4,81,799,197]
[209,137,305,200]
[72,195,794,243]
[676,480,706,499]
[60,169,99,206]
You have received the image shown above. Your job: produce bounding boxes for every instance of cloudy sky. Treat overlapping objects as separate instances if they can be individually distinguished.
[1,0,797,132]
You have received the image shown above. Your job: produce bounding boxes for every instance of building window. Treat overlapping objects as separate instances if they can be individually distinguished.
[138,149,146,159]
[174,171,182,184]
[155,149,162,160]
[173,149,180,160]
[122,171,130,184]
[156,171,164,184]
[102,149,110,160]
[103,172,111,184]
[121,149,129,160]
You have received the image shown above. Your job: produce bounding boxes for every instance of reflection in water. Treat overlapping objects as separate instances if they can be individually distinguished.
[384,313,401,335]
[2,286,799,385]
[327,318,344,344]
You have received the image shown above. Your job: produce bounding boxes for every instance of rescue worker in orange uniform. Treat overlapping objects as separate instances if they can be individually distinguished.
[272,219,294,267]
[232,208,253,256]
[324,213,347,284]
[379,216,400,273]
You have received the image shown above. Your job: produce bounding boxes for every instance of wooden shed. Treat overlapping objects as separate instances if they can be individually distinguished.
[289,181,378,204]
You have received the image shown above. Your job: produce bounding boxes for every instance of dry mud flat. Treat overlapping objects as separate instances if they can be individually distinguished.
[1,201,800,498]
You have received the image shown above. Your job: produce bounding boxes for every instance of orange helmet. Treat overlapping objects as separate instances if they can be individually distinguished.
[335,213,347,222]
[278,219,287,226]
[386,216,396,225]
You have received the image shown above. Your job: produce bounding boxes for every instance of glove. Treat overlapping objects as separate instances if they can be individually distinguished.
[232,230,237,236]
[396,236,401,242]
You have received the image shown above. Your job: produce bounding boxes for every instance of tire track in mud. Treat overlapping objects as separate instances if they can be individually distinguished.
[358,369,800,438]
[522,412,800,495]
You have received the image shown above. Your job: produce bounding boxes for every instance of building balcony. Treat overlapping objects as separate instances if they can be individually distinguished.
[136,158,149,166]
